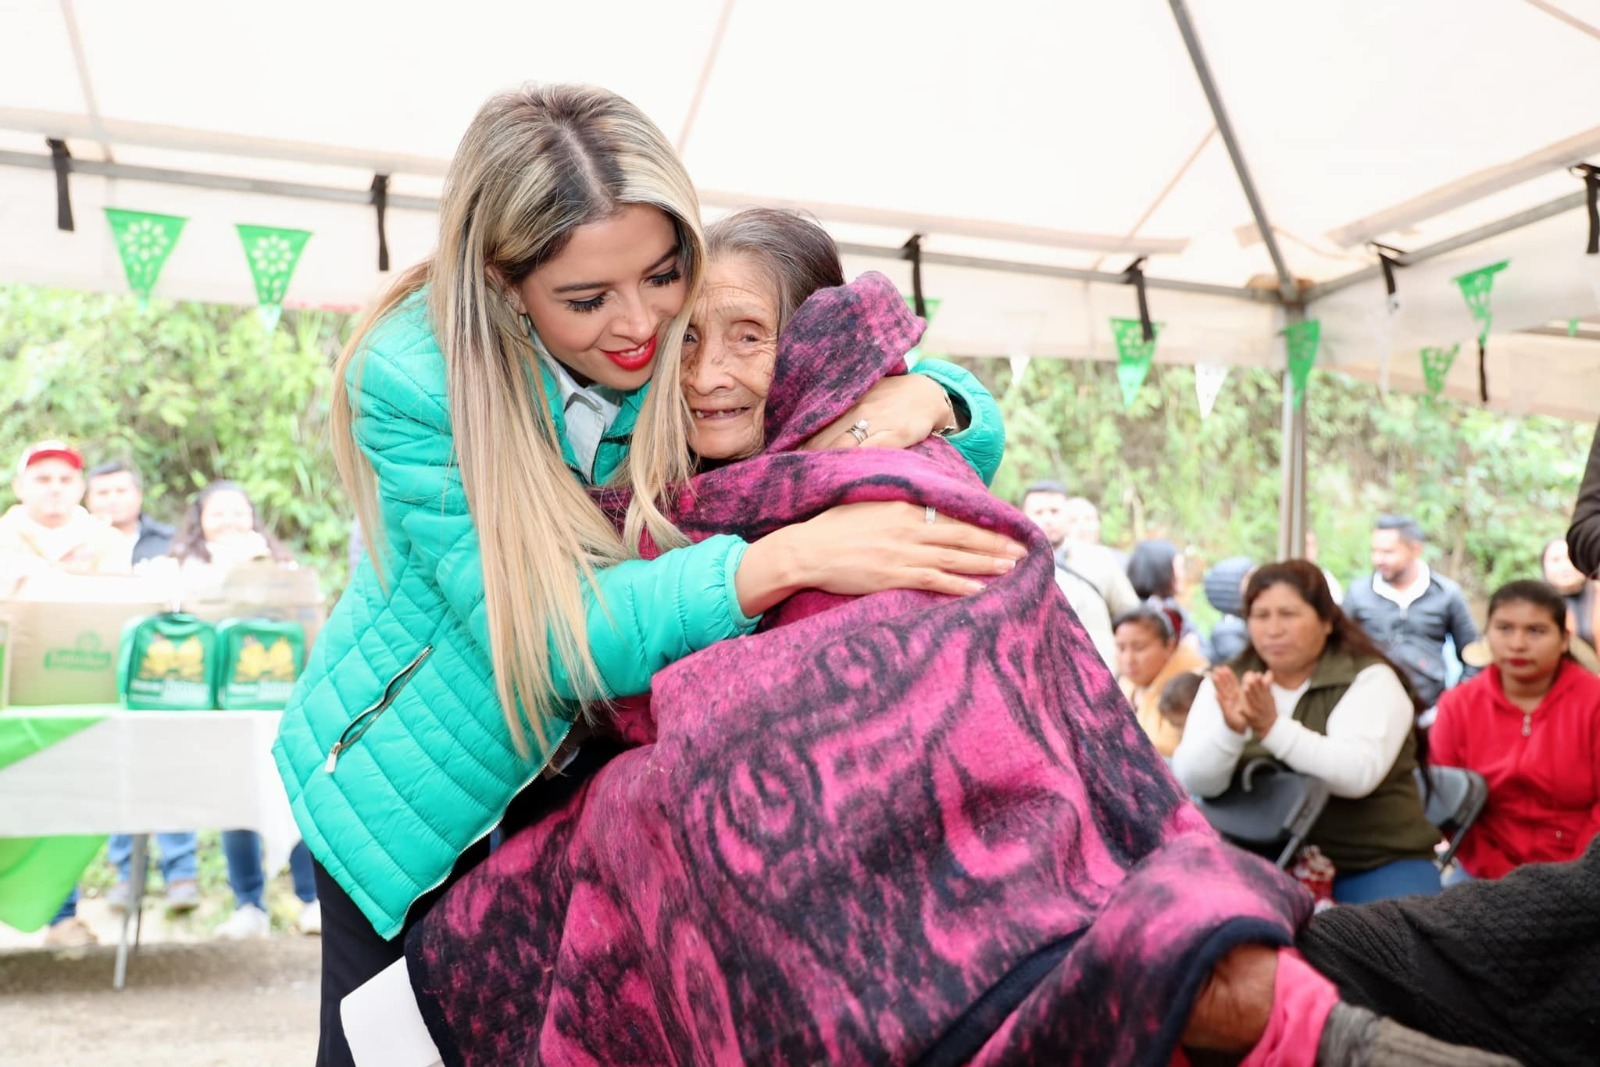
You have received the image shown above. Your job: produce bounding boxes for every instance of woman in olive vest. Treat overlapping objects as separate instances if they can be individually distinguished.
[1172,560,1441,903]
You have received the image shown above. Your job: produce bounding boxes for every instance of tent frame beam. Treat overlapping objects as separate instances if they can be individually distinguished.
[1303,188,1590,302]
[0,147,1269,301]
[1167,0,1305,559]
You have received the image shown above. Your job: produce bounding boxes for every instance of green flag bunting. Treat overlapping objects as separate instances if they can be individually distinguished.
[1452,260,1508,402]
[1284,319,1321,409]
[1420,344,1460,396]
[104,208,187,309]
[902,296,942,368]
[237,224,312,331]
[1110,317,1161,410]
[1452,261,1509,344]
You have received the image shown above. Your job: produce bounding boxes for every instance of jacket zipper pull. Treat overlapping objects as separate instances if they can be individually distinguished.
[325,742,345,774]
[1522,712,1532,738]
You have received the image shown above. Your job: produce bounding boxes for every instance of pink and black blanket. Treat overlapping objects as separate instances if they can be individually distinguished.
[404,273,1311,1066]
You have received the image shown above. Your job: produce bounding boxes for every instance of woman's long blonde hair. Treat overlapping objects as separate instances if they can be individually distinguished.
[331,85,700,754]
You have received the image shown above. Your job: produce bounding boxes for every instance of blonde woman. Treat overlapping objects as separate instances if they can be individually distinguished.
[270,85,1020,1065]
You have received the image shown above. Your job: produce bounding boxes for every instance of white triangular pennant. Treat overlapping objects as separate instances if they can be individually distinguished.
[1195,363,1229,419]
[1008,354,1031,388]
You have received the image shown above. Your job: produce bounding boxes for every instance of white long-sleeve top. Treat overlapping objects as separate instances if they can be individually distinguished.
[1170,663,1414,800]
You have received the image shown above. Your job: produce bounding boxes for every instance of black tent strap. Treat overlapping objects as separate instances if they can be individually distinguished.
[370,174,391,272]
[1120,257,1153,343]
[1370,242,1406,304]
[901,234,926,318]
[1576,164,1599,256]
[1477,338,1489,404]
[46,138,73,232]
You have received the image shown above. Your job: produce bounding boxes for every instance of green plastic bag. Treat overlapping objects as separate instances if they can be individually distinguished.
[118,614,219,710]
[215,618,305,710]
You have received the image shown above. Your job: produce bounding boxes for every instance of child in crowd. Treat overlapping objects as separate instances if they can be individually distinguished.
[1158,669,1205,744]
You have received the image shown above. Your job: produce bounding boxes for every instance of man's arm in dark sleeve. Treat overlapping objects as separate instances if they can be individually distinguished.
[1568,418,1600,575]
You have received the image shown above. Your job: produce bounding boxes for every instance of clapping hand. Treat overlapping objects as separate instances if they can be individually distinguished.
[1213,667,1279,737]
[1212,667,1250,735]
[1238,670,1279,737]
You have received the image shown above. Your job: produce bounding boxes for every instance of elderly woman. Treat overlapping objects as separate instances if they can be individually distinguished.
[1173,560,1441,905]
[1431,579,1600,882]
[361,214,1501,1067]
[1114,604,1209,758]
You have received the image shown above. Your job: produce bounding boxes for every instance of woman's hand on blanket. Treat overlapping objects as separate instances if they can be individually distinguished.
[735,501,1026,614]
[800,375,956,452]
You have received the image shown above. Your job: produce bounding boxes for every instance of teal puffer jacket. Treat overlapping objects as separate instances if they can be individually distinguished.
[273,292,1006,938]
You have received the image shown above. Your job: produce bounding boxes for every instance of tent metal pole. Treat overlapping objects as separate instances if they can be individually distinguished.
[1167,0,1300,308]
[1276,309,1308,562]
[1303,190,1589,302]
[835,241,1275,302]
[1168,0,1307,557]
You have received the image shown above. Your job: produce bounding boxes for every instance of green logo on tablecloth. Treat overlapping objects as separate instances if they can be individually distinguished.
[43,632,113,672]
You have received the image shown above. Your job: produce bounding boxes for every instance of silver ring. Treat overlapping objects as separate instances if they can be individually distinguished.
[925,506,937,524]
[847,419,870,444]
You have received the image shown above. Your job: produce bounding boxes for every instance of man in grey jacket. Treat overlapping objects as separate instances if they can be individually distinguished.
[1021,479,1139,670]
[1342,515,1478,718]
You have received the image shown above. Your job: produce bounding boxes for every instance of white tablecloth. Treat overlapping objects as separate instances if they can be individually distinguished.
[0,710,298,874]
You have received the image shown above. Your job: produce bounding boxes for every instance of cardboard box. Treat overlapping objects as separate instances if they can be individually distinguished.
[0,574,170,706]
[181,563,328,655]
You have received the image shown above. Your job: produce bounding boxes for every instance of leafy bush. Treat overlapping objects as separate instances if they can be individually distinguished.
[980,358,1590,609]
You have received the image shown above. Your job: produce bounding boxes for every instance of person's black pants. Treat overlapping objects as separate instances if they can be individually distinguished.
[312,743,619,1067]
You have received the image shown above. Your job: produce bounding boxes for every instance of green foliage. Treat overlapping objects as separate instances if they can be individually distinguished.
[0,285,353,593]
[979,360,1589,608]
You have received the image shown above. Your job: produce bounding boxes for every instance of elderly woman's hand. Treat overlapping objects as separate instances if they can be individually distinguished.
[801,375,958,452]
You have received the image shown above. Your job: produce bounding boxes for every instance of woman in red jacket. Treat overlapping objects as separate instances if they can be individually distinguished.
[1432,579,1600,881]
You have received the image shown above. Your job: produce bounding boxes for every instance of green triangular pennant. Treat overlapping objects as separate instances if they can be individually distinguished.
[901,295,942,368]
[1419,344,1460,396]
[1452,260,1509,344]
[104,208,187,309]
[1111,317,1161,410]
[1283,319,1321,409]
[236,224,313,331]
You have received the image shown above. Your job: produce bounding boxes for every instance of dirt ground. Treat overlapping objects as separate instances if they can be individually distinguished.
[0,900,320,1066]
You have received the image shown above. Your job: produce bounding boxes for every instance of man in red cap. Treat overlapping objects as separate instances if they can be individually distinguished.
[1,441,134,946]
[0,440,130,592]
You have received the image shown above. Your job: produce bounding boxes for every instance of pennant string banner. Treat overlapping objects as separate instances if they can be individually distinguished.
[1008,354,1031,390]
[1452,260,1509,403]
[1420,344,1460,397]
[1111,317,1161,410]
[1194,363,1229,420]
[236,224,312,332]
[104,208,188,309]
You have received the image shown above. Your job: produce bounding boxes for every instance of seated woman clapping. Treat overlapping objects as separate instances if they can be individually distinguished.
[1431,580,1600,881]
[1173,560,1442,904]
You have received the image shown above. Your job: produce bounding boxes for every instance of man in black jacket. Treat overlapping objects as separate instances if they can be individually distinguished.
[1342,515,1478,717]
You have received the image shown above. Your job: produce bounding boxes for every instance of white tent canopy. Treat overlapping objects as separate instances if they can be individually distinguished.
[4,1,1598,354]
[4,1,1600,533]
